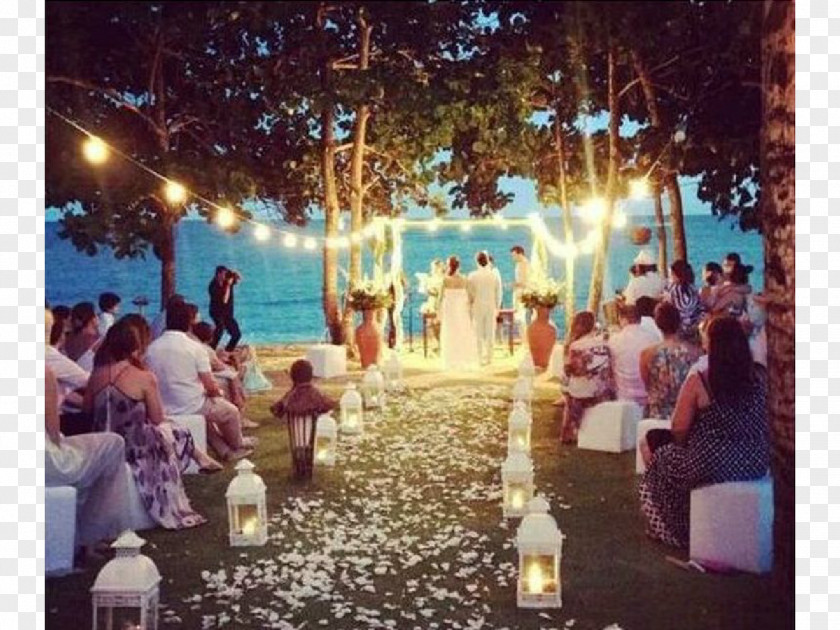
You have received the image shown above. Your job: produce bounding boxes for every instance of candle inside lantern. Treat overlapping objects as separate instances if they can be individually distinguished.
[526,562,544,594]
[242,517,258,536]
[237,504,259,535]
[511,489,524,510]
[315,436,331,461]
[346,412,358,428]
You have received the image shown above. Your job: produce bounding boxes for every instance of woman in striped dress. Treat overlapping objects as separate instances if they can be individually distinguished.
[664,260,704,344]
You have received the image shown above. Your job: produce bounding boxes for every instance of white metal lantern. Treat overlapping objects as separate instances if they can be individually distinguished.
[383,350,403,391]
[314,411,338,466]
[508,402,533,454]
[339,382,364,435]
[512,376,533,413]
[501,451,534,518]
[517,496,563,609]
[361,364,387,409]
[226,459,268,547]
[518,353,536,385]
[91,531,161,630]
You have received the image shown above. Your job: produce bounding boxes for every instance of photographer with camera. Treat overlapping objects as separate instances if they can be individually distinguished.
[209,265,242,352]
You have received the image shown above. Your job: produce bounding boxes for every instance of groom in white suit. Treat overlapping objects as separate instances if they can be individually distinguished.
[468,251,503,366]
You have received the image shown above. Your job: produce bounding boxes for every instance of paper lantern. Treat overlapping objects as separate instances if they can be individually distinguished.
[502,451,534,518]
[339,382,364,435]
[226,459,268,546]
[517,496,563,608]
[314,412,338,467]
[90,531,161,630]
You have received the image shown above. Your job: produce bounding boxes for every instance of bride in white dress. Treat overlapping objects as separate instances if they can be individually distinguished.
[439,256,479,371]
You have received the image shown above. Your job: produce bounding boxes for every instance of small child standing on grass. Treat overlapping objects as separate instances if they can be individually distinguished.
[270,359,335,479]
[97,292,121,336]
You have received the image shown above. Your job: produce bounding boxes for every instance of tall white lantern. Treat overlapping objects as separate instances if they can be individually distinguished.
[383,350,403,391]
[361,364,386,409]
[512,376,533,413]
[518,353,536,385]
[339,382,364,435]
[226,459,268,547]
[314,411,338,466]
[502,451,534,518]
[517,496,563,609]
[508,402,532,454]
[91,531,161,630]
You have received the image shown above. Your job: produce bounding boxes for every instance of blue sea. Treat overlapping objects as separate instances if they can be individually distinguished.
[46,215,763,343]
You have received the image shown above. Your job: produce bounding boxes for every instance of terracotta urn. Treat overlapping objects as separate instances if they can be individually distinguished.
[527,306,557,369]
[355,309,382,369]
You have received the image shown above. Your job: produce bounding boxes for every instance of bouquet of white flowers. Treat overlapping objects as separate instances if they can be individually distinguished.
[348,280,393,311]
[519,279,564,310]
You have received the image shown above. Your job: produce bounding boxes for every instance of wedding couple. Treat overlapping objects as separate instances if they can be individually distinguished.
[439,251,503,371]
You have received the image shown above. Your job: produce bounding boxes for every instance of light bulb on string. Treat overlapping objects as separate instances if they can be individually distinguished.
[216,207,236,229]
[582,197,607,225]
[164,180,188,205]
[427,220,440,232]
[304,237,317,251]
[460,223,472,233]
[82,135,109,165]
[629,178,649,199]
[253,223,270,241]
[283,233,298,248]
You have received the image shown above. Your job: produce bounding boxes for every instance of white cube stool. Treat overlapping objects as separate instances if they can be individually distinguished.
[45,486,77,576]
[546,344,565,381]
[635,418,672,474]
[306,344,347,379]
[577,400,642,453]
[690,475,774,573]
[169,414,208,475]
[124,463,157,531]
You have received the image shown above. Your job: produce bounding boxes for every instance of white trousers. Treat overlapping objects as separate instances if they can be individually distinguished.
[473,305,497,364]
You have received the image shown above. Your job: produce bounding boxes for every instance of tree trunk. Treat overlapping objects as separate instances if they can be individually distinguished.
[631,49,687,262]
[761,0,795,615]
[586,45,620,315]
[159,217,176,309]
[321,102,344,344]
[553,109,575,337]
[653,182,668,277]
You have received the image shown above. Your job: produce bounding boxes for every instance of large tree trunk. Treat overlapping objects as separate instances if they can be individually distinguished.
[653,182,668,277]
[553,110,575,336]
[761,0,795,615]
[586,46,620,314]
[631,49,687,262]
[158,218,176,309]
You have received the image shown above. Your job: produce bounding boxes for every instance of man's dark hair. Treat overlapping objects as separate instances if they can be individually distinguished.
[618,302,640,324]
[215,265,228,275]
[52,305,70,321]
[653,302,681,336]
[166,301,194,332]
[98,292,121,312]
[724,252,741,266]
[705,262,723,275]
[166,293,185,310]
[510,245,525,256]
[476,251,489,267]
[635,296,657,319]
[193,321,215,344]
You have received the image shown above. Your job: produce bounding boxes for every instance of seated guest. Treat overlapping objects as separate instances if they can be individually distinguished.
[640,302,702,419]
[145,301,255,462]
[635,296,663,342]
[663,260,704,343]
[608,303,661,409]
[97,292,121,336]
[150,293,185,341]
[192,321,251,418]
[708,262,753,318]
[741,292,768,367]
[623,250,665,305]
[46,308,92,435]
[559,312,615,444]
[639,316,769,548]
[699,262,723,310]
[85,320,220,530]
[65,302,101,363]
[45,321,131,561]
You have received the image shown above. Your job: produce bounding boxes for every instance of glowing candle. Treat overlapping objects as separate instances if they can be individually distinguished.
[511,489,524,510]
[527,562,544,594]
[242,517,257,536]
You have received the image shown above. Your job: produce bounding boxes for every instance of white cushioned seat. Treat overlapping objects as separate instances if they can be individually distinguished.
[169,414,207,475]
[690,475,774,574]
[577,400,642,453]
[635,418,672,474]
[306,344,347,379]
[45,486,77,576]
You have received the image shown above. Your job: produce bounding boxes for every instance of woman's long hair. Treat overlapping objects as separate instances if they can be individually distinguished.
[568,311,596,345]
[70,302,96,334]
[670,259,695,286]
[707,315,754,402]
[447,255,460,276]
[93,320,142,368]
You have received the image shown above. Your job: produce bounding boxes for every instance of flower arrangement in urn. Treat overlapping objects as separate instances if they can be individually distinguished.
[349,280,392,368]
[519,279,564,369]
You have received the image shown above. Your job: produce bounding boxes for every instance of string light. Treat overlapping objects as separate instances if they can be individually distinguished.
[164,180,188,205]
[630,178,649,199]
[82,135,108,165]
[283,233,298,248]
[460,223,472,232]
[427,219,440,232]
[215,207,236,229]
[304,237,317,250]
[254,223,270,241]
[582,197,607,225]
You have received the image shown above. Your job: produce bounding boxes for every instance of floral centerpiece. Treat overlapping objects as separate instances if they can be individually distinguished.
[519,279,564,310]
[348,281,393,312]
[349,280,392,368]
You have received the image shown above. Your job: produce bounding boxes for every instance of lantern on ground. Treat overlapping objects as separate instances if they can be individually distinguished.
[508,402,532,454]
[361,364,386,409]
[512,376,533,413]
[518,353,536,385]
[383,351,403,391]
[90,531,161,630]
[517,496,563,609]
[315,411,338,466]
[502,451,534,518]
[226,459,268,547]
[340,382,364,435]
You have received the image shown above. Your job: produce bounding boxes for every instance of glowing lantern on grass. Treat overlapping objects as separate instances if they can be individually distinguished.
[90,531,160,630]
[361,364,386,409]
[383,351,403,391]
[507,402,532,454]
[502,451,534,518]
[517,496,563,608]
[340,382,364,435]
[512,376,533,413]
[518,353,536,386]
[226,459,268,547]
[314,412,338,466]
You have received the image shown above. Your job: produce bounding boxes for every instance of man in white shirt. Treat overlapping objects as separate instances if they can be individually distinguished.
[468,251,503,365]
[635,296,664,343]
[510,245,531,328]
[46,308,91,434]
[146,302,253,462]
[623,250,665,305]
[608,303,661,408]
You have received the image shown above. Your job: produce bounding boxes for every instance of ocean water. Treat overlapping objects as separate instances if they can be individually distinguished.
[46,215,763,343]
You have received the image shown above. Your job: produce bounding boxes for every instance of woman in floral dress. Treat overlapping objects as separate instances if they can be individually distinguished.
[638,316,769,547]
[560,312,615,444]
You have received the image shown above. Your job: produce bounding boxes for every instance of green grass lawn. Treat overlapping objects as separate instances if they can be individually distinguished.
[46,350,790,630]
